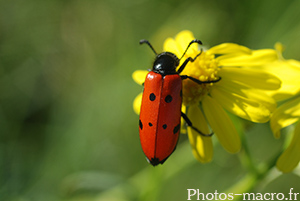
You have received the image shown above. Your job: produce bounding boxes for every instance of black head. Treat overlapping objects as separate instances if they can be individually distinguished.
[152,52,179,75]
[140,39,202,76]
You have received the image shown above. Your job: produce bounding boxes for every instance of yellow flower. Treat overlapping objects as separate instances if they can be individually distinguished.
[268,56,300,173]
[263,44,300,102]
[133,30,281,163]
[271,96,300,173]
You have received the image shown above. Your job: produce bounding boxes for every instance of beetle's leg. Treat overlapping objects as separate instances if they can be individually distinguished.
[177,50,202,74]
[181,112,213,137]
[177,41,221,84]
[181,75,221,85]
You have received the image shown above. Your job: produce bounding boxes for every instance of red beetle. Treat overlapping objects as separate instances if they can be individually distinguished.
[138,39,220,166]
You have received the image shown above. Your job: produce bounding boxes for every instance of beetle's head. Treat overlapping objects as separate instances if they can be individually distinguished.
[152,52,179,75]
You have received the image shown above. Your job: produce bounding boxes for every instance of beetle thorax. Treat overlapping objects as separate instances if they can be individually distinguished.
[152,52,179,75]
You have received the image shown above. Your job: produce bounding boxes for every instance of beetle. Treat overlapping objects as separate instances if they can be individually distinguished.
[138,39,220,166]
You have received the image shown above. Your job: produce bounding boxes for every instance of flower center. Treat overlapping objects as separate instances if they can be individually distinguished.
[179,51,219,106]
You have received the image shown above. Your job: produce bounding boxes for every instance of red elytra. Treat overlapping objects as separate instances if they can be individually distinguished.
[138,39,218,166]
[139,71,182,166]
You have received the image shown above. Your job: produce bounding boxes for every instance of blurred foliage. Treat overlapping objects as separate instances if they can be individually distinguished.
[1,0,300,201]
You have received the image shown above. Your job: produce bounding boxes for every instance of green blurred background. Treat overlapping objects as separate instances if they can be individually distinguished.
[1,0,300,200]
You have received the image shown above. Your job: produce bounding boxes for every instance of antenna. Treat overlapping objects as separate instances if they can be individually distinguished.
[140,39,157,55]
[179,39,202,60]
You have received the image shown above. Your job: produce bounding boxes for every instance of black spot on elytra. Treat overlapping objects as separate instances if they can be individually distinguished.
[149,93,156,101]
[149,157,160,166]
[139,119,143,130]
[162,124,167,129]
[149,122,153,127]
[165,95,173,103]
[173,124,180,134]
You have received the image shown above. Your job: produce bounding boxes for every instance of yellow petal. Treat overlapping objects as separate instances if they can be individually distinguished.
[163,30,199,58]
[215,78,277,111]
[202,95,241,153]
[207,43,251,55]
[211,84,276,123]
[263,59,300,101]
[276,121,300,173]
[133,93,143,115]
[175,30,195,44]
[163,38,182,57]
[180,104,187,134]
[218,67,281,90]
[187,104,213,163]
[217,49,278,67]
[289,59,300,68]
[175,30,198,56]
[270,96,300,138]
[132,70,148,85]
